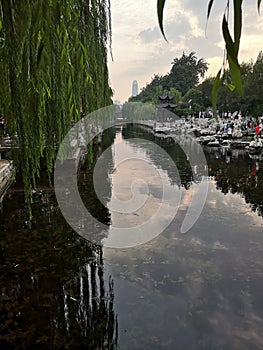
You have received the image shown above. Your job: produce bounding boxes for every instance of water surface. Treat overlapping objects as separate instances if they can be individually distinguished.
[1,124,263,349]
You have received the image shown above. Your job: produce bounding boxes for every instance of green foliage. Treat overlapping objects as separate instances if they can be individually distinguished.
[169,88,182,105]
[222,9,243,95]
[242,52,263,115]
[128,48,263,117]
[122,101,156,121]
[135,104,156,120]
[129,52,208,104]
[197,77,214,108]
[212,69,222,112]
[183,88,204,113]
[213,52,263,115]
[0,0,112,205]
[157,0,262,112]
[163,52,208,94]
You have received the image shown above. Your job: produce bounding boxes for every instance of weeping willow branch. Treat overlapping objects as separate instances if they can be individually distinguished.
[0,0,113,207]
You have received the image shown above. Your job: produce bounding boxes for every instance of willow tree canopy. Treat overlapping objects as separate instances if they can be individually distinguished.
[0,0,112,204]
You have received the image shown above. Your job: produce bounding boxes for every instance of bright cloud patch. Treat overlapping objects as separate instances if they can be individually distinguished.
[109,0,263,102]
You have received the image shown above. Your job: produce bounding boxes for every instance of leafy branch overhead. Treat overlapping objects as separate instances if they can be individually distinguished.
[157,0,262,112]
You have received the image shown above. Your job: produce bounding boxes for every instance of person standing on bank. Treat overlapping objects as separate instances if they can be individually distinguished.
[255,123,261,139]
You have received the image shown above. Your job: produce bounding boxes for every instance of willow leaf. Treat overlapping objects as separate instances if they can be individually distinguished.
[70,103,74,118]
[258,0,262,13]
[222,15,238,64]
[36,43,44,66]
[207,0,215,21]
[233,0,242,52]
[67,76,72,94]
[80,53,84,69]
[228,54,243,96]
[32,1,43,31]
[157,0,167,40]
[212,69,221,114]
[79,42,88,59]
[226,83,236,91]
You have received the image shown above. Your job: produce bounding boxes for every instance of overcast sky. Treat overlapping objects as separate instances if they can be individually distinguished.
[108,0,263,103]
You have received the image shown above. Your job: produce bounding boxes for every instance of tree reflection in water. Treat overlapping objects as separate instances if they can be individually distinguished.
[0,218,118,349]
[1,124,263,348]
[0,129,118,349]
[122,124,263,218]
[204,147,263,217]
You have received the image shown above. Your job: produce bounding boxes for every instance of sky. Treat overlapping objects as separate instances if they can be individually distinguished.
[108,0,263,103]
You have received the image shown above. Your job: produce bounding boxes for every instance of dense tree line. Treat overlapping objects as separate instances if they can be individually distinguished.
[129,51,263,117]
[129,52,207,105]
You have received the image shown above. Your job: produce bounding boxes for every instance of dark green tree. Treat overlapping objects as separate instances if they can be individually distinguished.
[244,51,263,116]
[215,57,263,115]
[163,52,208,95]
[197,77,214,108]
[183,88,205,114]
[129,53,208,105]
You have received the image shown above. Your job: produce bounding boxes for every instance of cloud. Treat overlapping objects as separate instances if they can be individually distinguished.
[138,27,161,43]
[109,0,263,102]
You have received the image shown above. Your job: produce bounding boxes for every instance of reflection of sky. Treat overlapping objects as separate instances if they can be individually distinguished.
[106,131,181,248]
[104,175,263,349]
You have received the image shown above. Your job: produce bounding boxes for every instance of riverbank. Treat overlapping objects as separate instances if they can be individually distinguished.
[136,117,263,154]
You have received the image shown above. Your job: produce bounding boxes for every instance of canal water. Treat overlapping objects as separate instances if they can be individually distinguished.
[0,124,263,349]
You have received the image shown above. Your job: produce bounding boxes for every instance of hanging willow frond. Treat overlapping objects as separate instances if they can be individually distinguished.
[258,0,262,13]
[0,0,113,207]
[157,0,167,41]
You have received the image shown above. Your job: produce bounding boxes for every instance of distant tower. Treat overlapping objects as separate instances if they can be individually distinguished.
[132,80,138,97]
